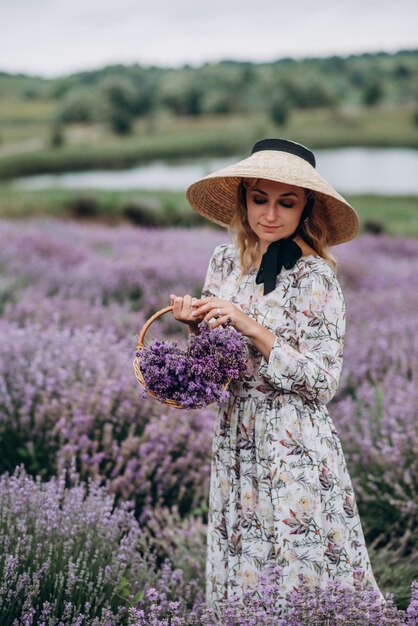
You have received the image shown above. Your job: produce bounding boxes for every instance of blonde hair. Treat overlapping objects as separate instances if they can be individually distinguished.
[228,177,337,276]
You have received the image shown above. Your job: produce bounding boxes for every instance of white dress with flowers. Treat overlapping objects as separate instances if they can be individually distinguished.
[202,243,381,612]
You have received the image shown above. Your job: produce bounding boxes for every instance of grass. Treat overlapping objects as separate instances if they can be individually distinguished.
[1,106,417,179]
[369,545,418,609]
[284,106,418,149]
[0,185,417,237]
[346,194,418,237]
[0,186,209,227]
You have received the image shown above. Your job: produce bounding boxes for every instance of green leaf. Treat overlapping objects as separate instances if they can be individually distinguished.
[133,589,145,604]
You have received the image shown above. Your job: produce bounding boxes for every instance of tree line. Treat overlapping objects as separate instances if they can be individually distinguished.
[2,49,418,137]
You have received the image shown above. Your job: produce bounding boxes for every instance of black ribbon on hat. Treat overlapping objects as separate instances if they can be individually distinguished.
[255,196,314,295]
[251,138,316,168]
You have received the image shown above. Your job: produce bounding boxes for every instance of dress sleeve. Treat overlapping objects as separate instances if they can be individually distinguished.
[258,268,346,405]
[201,243,235,298]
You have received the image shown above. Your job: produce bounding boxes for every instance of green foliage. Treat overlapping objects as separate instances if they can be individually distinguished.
[65,196,100,218]
[369,545,418,609]
[0,466,161,624]
[98,76,137,134]
[283,77,338,109]
[2,50,417,125]
[0,51,418,177]
[363,79,384,106]
[57,87,97,123]
[50,120,65,148]
[159,74,204,116]
[270,96,290,126]
[0,185,417,239]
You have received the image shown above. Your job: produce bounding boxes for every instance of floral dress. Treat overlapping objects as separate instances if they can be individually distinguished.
[202,242,381,613]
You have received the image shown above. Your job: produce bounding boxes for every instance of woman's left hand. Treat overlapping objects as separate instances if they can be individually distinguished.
[191,296,255,336]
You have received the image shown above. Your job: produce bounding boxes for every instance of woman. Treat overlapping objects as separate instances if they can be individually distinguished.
[171,138,382,613]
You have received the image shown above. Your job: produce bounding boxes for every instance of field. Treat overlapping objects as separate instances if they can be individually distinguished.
[1,106,418,179]
[1,48,418,624]
[1,185,418,237]
[0,217,417,624]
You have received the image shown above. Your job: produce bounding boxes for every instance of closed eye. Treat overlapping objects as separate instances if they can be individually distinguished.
[252,196,294,208]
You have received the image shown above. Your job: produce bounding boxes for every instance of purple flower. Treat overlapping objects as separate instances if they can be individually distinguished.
[138,322,247,408]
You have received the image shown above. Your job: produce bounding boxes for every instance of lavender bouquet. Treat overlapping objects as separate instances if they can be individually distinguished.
[137,322,247,408]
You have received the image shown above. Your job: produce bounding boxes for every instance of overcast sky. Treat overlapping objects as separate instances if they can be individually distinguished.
[1,0,417,78]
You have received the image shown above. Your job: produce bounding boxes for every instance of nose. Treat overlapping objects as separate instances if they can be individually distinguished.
[264,202,278,223]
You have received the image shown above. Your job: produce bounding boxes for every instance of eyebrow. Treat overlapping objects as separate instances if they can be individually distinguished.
[252,188,299,198]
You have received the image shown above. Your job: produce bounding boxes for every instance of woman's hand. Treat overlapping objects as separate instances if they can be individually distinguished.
[192,296,276,359]
[191,296,256,336]
[170,294,203,331]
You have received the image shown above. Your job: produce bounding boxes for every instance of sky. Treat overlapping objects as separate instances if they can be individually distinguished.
[1,0,417,78]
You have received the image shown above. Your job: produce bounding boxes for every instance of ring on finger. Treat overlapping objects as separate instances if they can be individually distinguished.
[216,307,221,316]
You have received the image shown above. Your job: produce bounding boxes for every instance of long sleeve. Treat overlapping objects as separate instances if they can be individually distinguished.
[258,267,345,405]
[201,243,236,298]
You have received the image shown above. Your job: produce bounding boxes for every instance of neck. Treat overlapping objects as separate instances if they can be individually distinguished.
[256,235,304,265]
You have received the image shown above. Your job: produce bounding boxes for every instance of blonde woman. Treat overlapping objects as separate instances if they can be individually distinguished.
[171,139,382,614]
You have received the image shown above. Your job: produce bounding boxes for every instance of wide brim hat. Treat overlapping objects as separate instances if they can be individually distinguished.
[186,138,359,246]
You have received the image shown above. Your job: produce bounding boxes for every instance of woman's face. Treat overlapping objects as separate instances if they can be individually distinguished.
[245,178,306,252]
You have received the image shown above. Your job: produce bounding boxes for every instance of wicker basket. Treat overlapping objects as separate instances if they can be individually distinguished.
[133,305,185,408]
[133,305,230,409]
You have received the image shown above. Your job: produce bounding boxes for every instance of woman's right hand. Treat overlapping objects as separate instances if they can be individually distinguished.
[170,294,203,329]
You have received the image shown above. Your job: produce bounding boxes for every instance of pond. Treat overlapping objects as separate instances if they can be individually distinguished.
[11,147,418,195]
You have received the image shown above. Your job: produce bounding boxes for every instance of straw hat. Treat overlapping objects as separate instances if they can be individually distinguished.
[186,138,359,246]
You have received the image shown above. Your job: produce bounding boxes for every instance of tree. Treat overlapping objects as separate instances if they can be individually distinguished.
[363,79,383,106]
[50,120,65,147]
[57,88,96,123]
[159,75,203,116]
[283,78,337,109]
[270,96,290,126]
[99,76,137,134]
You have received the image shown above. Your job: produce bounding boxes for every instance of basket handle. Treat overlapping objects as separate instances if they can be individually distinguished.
[137,305,173,350]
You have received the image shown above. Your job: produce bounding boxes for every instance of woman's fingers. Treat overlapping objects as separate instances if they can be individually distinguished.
[171,295,184,319]
[170,294,201,322]
[182,294,193,314]
[192,296,212,307]
[193,298,225,317]
[191,300,212,317]
[210,314,232,329]
[194,299,230,324]
[171,294,239,329]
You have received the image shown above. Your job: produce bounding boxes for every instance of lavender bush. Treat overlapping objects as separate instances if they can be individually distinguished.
[210,567,417,626]
[126,564,418,625]
[0,464,162,625]
[2,287,145,341]
[331,235,418,550]
[0,320,214,515]
[1,220,418,614]
[1,463,416,626]
[0,219,224,318]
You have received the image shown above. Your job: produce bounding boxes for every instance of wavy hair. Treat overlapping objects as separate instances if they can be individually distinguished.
[228,178,337,276]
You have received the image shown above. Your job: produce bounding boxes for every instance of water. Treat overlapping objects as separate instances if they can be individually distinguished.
[11,148,418,195]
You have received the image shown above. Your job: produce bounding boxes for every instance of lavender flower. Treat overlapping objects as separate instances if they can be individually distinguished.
[0,320,215,515]
[138,322,247,408]
[1,218,418,619]
[0,465,156,624]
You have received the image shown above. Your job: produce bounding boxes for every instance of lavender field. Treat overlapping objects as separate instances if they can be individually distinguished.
[0,218,417,625]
